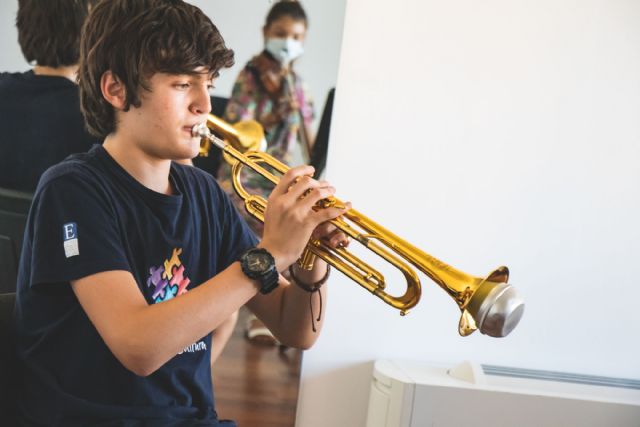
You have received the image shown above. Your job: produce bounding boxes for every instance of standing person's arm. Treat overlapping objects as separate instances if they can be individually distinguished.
[297,74,316,150]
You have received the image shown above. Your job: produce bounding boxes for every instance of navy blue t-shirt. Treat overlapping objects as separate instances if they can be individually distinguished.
[14,145,258,426]
[0,70,101,192]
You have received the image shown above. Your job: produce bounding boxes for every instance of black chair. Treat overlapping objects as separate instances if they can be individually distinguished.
[0,188,33,293]
[193,96,229,178]
[0,292,17,423]
[311,88,335,179]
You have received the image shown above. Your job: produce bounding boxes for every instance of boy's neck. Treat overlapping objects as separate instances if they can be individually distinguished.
[103,134,174,195]
[33,65,78,83]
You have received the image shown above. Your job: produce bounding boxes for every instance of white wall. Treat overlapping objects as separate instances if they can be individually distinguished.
[297,0,640,426]
[0,1,23,70]
[0,0,346,131]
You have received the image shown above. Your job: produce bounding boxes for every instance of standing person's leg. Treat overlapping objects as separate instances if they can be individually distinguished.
[210,310,239,366]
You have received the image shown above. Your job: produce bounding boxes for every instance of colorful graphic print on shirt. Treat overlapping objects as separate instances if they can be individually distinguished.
[146,248,191,304]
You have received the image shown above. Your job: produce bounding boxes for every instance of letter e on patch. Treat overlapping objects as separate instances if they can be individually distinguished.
[63,222,79,258]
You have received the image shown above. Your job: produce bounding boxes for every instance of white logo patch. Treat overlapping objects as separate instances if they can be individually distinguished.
[63,222,79,258]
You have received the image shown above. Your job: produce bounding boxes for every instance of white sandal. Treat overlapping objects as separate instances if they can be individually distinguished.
[245,313,279,345]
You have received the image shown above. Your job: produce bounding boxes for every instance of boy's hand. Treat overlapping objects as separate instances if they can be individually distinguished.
[259,165,350,271]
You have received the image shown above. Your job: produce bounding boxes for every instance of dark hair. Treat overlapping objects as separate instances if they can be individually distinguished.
[16,0,96,67]
[78,0,235,138]
[265,0,308,28]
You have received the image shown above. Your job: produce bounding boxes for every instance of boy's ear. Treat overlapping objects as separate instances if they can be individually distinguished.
[100,71,127,110]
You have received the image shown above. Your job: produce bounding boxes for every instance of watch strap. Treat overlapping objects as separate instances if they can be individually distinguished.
[258,267,279,295]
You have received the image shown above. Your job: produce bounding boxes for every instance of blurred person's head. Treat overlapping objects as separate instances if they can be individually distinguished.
[78,0,234,140]
[16,0,96,68]
[263,1,308,66]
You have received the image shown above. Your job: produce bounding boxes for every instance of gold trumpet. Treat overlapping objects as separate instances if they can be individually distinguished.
[194,115,524,337]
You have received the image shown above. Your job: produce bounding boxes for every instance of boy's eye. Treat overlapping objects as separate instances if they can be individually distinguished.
[175,83,190,89]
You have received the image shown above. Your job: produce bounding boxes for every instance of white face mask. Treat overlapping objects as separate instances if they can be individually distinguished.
[265,37,304,65]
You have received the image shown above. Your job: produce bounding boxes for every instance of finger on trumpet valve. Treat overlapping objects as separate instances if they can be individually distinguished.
[313,196,346,210]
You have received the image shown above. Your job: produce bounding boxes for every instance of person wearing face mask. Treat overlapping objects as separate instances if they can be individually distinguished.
[217,0,315,345]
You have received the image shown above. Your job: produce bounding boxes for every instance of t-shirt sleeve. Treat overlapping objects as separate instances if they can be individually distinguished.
[28,172,130,287]
[216,186,259,271]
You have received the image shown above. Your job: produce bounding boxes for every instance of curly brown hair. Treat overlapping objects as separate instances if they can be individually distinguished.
[78,0,235,138]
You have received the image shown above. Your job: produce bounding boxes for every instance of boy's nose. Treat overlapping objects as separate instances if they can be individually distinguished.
[191,89,212,115]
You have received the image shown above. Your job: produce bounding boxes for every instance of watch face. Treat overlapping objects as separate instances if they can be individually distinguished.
[247,252,271,273]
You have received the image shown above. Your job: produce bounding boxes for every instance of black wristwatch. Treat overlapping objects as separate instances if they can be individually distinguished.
[240,247,279,295]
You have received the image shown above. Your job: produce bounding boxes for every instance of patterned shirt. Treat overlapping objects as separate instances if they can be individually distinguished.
[218,54,315,235]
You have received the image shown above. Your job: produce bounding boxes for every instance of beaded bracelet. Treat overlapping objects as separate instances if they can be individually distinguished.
[288,264,331,332]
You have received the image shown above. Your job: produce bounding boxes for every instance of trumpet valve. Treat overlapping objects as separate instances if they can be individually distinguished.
[313,196,347,212]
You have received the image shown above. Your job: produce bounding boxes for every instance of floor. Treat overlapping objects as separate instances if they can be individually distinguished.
[212,307,303,427]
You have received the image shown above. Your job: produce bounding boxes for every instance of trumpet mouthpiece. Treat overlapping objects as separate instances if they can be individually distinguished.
[192,123,210,138]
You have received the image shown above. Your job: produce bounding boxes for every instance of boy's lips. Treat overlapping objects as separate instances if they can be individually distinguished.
[183,125,198,136]
[184,123,206,135]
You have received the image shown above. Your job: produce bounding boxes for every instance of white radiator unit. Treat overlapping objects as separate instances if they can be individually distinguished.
[366,359,640,427]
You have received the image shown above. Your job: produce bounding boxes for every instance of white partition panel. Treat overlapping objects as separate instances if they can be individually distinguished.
[296,1,640,426]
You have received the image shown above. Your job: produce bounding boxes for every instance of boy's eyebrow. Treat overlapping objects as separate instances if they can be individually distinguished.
[166,72,214,81]
[192,71,215,80]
